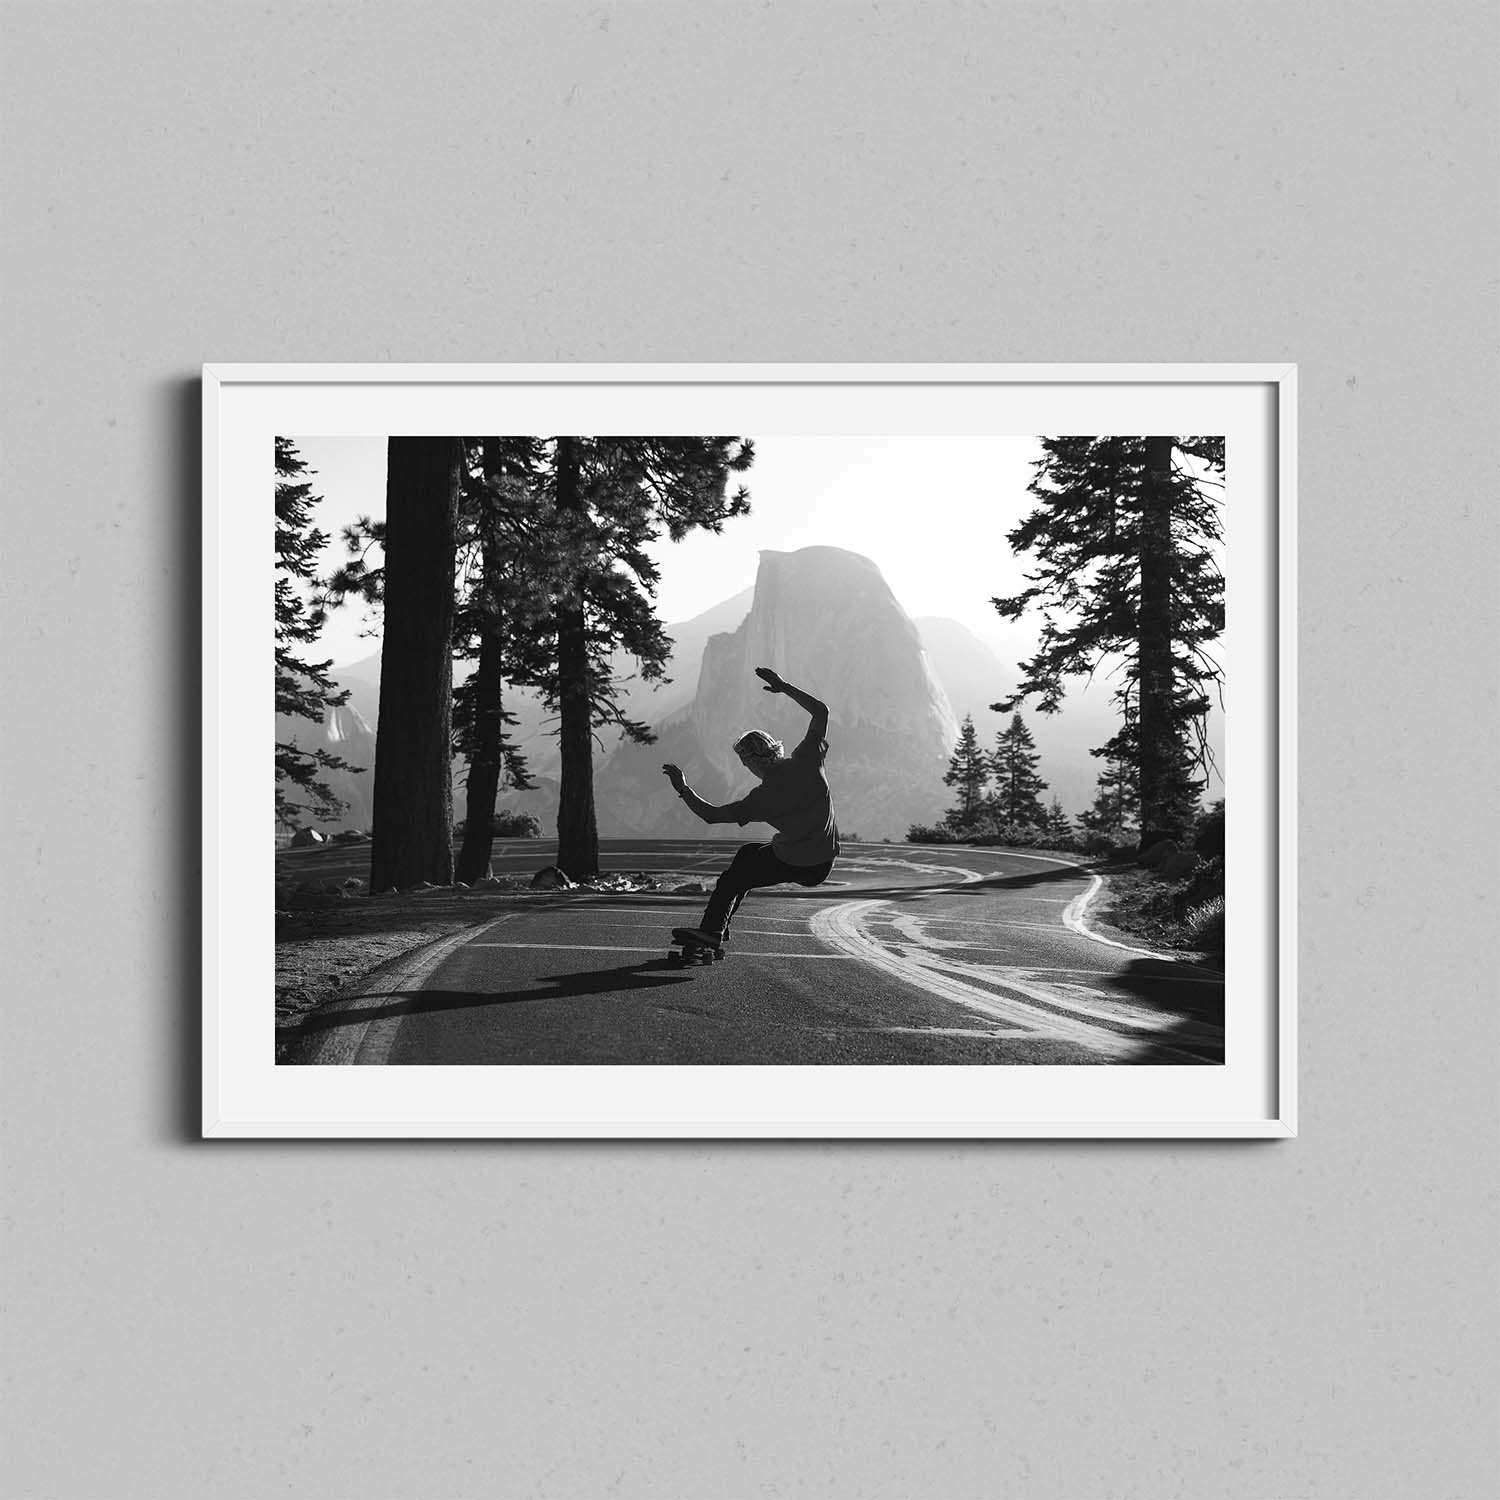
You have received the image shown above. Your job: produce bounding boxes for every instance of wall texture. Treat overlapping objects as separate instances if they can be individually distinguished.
[2,3,1496,1497]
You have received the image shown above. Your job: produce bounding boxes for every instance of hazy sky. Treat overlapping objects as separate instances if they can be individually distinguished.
[290,434,1047,667]
[285,435,1225,807]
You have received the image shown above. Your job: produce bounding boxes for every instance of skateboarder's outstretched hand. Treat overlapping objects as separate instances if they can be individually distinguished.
[662,763,686,792]
[755,667,785,693]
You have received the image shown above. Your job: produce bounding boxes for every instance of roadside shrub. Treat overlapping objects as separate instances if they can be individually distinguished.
[1182,854,1225,908]
[1194,799,1226,858]
[1184,895,1225,952]
[453,810,543,839]
[1160,847,1201,879]
[906,823,959,844]
[912,819,1097,854]
[1138,838,1179,868]
[908,821,1091,855]
[971,823,1084,853]
[492,809,541,838]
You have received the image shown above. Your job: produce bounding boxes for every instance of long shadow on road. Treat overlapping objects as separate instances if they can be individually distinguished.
[287,960,697,1042]
[1104,958,1226,1064]
[873,864,1095,902]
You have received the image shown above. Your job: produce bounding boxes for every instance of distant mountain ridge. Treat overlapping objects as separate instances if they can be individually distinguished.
[913,615,1120,816]
[282,547,1197,837]
[594,547,960,839]
[273,700,377,832]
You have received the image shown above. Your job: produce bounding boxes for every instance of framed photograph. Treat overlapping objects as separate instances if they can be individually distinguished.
[205,363,1296,1137]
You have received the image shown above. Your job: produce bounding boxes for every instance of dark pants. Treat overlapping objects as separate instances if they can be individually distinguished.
[700,843,834,938]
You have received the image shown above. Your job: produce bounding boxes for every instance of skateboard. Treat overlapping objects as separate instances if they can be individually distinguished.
[668,927,725,967]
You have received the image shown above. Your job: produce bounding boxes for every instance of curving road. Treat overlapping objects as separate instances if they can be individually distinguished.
[287,841,1224,1066]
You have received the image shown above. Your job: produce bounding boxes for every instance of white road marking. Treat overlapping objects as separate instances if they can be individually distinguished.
[814,899,1224,1059]
[889,913,968,950]
[811,901,1141,1058]
[886,948,1221,983]
[873,914,1088,937]
[288,846,1221,1065]
[894,848,1221,976]
[897,952,1222,1037]
[294,913,518,1065]
[869,914,1219,981]
[1062,872,1160,957]
[901,861,987,882]
[1061,874,1223,975]
[930,848,1089,868]
[876,1026,1033,1038]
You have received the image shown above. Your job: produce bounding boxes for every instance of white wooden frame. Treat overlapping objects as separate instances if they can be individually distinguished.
[204,363,1297,1138]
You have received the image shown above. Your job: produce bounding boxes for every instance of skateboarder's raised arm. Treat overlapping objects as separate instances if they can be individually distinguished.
[755,667,828,757]
[661,765,762,826]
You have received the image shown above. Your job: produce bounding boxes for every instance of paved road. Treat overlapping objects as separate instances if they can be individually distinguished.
[287,841,1223,1066]
[278,836,1008,895]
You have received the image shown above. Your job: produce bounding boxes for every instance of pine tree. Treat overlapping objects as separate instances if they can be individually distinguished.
[324,440,547,885]
[452,437,548,886]
[538,437,754,879]
[1077,754,1140,841]
[323,434,755,883]
[551,437,598,878]
[942,714,989,829]
[994,436,1223,847]
[369,438,461,891]
[990,713,1049,827]
[1042,797,1072,843]
[274,438,359,829]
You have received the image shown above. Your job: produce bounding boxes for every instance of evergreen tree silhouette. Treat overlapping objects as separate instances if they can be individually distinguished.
[274,438,359,830]
[1077,754,1140,841]
[942,714,989,829]
[1043,797,1073,843]
[452,437,548,885]
[990,713,1049,828]
[995,436,1223,847]
[369,438,461,891]
[541,438,754,879]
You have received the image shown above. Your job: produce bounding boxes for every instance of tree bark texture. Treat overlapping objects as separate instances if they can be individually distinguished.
[552,437,599,878]
[370,437,459,891]
[455,438,506,887]
[454,629,503,885]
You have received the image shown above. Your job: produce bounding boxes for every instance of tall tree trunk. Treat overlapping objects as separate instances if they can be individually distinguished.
[1136,435,1178,851]
[455,438,506,887]
[455,631,504,885]
[553,437,598,878]
[370,437,459,891]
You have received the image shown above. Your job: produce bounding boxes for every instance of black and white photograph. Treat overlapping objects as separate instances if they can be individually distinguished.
[272,426,1231,1069]
[16,4,1496,1493]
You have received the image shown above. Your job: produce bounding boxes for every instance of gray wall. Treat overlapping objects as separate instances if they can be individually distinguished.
[3,3,1495,1496]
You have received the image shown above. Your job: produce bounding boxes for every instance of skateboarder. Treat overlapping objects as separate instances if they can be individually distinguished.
[662,666,840,949]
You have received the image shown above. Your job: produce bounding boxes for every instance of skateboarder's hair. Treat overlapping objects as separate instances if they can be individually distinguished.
[733,730,783,760]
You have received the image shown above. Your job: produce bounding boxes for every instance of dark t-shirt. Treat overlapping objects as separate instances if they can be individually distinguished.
[723,734,840,866]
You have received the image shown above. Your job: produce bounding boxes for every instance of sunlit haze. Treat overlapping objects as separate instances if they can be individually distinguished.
[291,435,1048,667]
[284,433,1225,807]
